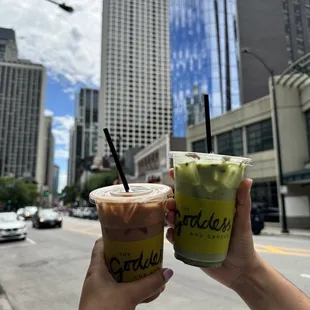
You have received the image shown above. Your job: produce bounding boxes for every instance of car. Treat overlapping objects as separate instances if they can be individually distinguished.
[82,207,93,219]
[32,209,63,228]
[22,206,38,220]
[0,212,28,241]
[88,208,98,220]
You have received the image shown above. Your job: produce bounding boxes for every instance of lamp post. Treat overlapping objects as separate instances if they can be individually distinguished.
[242,48,289,233]
[44,0,74,13]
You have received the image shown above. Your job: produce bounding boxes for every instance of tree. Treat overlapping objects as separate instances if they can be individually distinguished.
[81,170,117,202]
[61,185,78,205]
[0,177,39,210]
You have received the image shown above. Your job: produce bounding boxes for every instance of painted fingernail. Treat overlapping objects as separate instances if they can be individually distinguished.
[163,269,174,283]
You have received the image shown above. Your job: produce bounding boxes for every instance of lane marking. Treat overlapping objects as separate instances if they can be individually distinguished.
[26,238,36,244]
[300,274,310,279]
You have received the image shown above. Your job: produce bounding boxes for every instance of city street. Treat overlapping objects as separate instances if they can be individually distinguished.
[0,217,310,310]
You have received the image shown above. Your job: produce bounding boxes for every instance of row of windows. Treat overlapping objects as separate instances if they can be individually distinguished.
[192,118,274,155]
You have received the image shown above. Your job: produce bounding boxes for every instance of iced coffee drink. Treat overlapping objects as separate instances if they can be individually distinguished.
[90,184,172,282]
[169,152,251,268]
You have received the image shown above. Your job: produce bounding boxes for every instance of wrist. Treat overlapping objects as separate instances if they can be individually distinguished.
[230,253,265,294]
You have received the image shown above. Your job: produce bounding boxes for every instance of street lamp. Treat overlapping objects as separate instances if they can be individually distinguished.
[241,48,289,233]
[44,0,74,13]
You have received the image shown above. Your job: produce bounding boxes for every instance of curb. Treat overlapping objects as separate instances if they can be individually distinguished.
[260,231,310,240]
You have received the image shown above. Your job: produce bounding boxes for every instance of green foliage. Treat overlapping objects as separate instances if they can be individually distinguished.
[81,170,117,201]
[61,185,79,205]
[0,177,39,207]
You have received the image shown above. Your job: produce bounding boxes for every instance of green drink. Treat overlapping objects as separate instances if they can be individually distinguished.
[169,152,251,268]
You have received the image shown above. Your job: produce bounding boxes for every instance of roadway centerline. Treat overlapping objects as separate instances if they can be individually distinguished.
[300,274,310,279]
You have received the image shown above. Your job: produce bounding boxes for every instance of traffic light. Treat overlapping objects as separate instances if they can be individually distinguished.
[44,191,49,197]
[7,200,12,204]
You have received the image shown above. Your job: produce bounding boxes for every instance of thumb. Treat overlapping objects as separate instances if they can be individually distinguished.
[127,268,173,305]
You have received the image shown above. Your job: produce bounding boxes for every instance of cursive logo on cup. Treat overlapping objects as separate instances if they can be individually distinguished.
[175,209,232,237]
[108,248,163,282]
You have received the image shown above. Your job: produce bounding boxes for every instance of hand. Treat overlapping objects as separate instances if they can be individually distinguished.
[166,169,261,290]
[79,238,174,310]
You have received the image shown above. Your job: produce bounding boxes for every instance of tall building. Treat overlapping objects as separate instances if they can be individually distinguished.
[0,28,46,186]
[0,27,18,61]
[238,0,310,104]
[52,164,59,198]
[98,0,172,157]
[170,0,241,136]
[43,116,55,192]
[67,88,98,185]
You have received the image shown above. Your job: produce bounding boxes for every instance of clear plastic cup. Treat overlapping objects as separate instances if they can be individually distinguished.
[169,151,251,268]
[90,183,173,282]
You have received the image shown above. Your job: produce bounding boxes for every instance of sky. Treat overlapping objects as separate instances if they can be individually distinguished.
[0,0,102,191]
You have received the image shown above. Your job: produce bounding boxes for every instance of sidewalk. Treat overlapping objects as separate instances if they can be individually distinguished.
[0,286,13,310]
[261,224,310,239]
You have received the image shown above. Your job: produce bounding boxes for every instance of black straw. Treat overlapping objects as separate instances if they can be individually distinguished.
[204,94,213,153]
[103,128,130,192]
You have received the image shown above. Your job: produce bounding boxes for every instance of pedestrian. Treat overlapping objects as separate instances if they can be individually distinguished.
[79,172,310,310]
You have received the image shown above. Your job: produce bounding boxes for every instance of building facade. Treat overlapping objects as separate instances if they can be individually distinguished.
[52,164,59,199]
[67,88,98,186]
[98,0,172,157]
[170,0,241,136]
[0,29,46,186]
[187,76,310,228]
[43,116,55,193]
[134,134,186,185]
[0,27,18,61]
[238,0,310,104]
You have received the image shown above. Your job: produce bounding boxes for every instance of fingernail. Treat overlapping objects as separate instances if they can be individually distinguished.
[163,269,173,283]
[248,179,253,191]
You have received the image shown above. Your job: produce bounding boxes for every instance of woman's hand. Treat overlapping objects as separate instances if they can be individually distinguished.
[79,238,173,310]
[166,169,261,290]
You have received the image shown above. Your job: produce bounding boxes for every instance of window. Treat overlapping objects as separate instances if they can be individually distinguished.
[246,119,274,153]
[306,110,310,156]
[217,128,243,156]
[192,138,214,153]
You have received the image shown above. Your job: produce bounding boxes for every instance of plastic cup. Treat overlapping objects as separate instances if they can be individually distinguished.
[169,151,251,268]
[90,183,173,282]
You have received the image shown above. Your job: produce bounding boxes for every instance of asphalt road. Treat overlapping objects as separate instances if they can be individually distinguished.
[0,217,310,310]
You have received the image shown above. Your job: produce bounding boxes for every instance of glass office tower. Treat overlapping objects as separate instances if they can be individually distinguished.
[170,0,241,136]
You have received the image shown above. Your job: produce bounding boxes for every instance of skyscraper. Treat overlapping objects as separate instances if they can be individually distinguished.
[52,164,59,198]
[170,0,240,136]
[67,88,98,185]
[238,0,310,104]
[43,116,55,192]
[0,28,46,185]
[98,0,172,157]
[0,27,18,61]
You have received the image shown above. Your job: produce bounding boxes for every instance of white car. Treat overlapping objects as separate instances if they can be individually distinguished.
[0,212,28,241]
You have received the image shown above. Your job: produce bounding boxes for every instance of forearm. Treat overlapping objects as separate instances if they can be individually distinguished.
[233,258,310,310]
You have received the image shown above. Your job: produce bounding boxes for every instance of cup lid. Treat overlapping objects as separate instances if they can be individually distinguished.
[89,183,173,204]
[169,151,251,165]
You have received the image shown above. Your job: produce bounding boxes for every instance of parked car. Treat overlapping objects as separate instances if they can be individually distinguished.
[88,208,98,220]
[76,207,85,218]
[22,206,38,220]
[32,209,63,228]
[0,212,27,241]
[82,207,92,219]
[251,203,265,235]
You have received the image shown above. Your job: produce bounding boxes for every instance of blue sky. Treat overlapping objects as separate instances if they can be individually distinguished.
[0,0,102,190]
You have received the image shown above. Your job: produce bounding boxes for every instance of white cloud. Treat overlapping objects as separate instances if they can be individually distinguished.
[58,172,67,192]
[55,149,69,159]
[44,109,54,116]
[0,0,102,87]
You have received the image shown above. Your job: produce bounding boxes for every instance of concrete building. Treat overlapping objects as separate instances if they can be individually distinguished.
[43,116,55,193]
[52,164,59,199]
[187,75,310,228]
[0,27,18,61]
[134,134,186,185]
[98,0,172,157]
[238,0,310,104]
[123,147,144,177]
[170,0,241,136]
[67,88,98,186]
[0,29,46,187]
